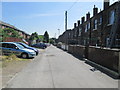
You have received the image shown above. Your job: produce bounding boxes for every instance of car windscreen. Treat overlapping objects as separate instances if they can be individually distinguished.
[19,43,29,48]
[16,43,25,49]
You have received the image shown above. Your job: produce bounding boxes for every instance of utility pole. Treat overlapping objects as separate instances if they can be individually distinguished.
[65,11,67,31]
[58,29,60,37]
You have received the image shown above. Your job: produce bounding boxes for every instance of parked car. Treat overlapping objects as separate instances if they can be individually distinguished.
[31,43,47,49]
[16,42,39,55]
[0,42,36,58]
[44,43,51,47]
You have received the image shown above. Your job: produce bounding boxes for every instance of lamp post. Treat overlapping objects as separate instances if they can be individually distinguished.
[58,29,60,37]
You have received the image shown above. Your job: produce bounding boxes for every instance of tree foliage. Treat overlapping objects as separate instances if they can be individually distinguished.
[29,32,40,42]
[43,31,49,43]
[38,35,44,42]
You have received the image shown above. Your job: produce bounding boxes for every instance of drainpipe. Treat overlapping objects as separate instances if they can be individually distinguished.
[118,51,120,77]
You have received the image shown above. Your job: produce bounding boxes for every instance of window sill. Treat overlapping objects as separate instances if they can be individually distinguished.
[93,29,97,31]
[107,24,112,26]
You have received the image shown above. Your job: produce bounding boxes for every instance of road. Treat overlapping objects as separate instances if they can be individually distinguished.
[5,45,118,88]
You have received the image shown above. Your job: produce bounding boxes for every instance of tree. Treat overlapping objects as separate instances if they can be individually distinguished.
[49,38,55,44]
[29,32,40,42]
[44,31,49,43]
[38,35,44,42]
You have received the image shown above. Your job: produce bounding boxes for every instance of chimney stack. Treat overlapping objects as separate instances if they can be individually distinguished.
[104,0,110,10]
[93,5,98,16]
[77,20,80,26]
[74,23,77,28]
[86,12,90,21]
[81,17,85,24]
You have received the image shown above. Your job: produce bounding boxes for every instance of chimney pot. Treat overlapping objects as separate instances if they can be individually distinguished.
[74,23,77,28]
[77,20,80,26]
[104,0,110,10]
[86,12,90,21]
[93,5,98,16]
[81,17,85,24]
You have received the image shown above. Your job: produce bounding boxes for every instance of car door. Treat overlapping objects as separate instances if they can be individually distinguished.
[2,43,11,55]
[6,44,19,55]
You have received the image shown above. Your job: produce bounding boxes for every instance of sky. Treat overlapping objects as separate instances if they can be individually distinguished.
[1,0,118,38]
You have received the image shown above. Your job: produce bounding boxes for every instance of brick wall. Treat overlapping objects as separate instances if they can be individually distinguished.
[68,45,120,72]
[4,37,22,42]
[68,45,85,58]
[88,46,119,72]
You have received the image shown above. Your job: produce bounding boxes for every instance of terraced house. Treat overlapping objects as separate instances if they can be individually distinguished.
[58,0,120,48]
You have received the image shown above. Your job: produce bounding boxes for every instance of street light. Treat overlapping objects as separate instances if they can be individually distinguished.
[58,29,60,37]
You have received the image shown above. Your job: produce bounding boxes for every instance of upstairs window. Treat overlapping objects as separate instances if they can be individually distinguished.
[85,24,87,32]
[74,29,77,37]
[88,22,90,29]
[79,28,82,36]
[99,16,102,25]
[109,10,115,25]
[94,19,97,30]
[85,22,90,32]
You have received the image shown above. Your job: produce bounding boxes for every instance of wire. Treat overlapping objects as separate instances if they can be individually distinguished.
[57,0,79,37]
[67,0,79,11]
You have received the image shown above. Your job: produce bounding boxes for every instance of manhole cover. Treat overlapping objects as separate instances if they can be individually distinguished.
[46,55,55,57]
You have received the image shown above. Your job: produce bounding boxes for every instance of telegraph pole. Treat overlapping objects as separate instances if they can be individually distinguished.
[58,29,60,37]
[65,11,67,31]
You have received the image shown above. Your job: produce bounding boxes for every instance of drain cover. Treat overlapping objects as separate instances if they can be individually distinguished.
[46,55,55,57]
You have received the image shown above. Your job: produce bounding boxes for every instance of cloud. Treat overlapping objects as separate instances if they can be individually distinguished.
[32,13,61,17]
[23,13,62,19]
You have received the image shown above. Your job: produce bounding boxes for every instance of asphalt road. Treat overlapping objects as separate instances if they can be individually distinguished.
[5,45,118,88]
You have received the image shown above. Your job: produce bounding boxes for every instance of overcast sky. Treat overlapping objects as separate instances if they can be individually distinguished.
[1,0,118,38]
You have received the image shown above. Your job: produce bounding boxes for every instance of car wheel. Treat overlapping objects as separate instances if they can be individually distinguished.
[21,53,28,59]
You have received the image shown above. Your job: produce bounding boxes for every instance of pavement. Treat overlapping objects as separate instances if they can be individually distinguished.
[4,45,118,88]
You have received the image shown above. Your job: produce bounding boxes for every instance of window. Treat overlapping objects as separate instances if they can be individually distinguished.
[2,43,7,48]
[85,24,88,32]
[79,28,82,36]
[85,22,90,32]
[99,16,102,25]
[109,10,115,25]
[7,44,17,49]
[88,22,90,29]
[94,19,97,30]
[74,29,77,37]
[69,33,71,38]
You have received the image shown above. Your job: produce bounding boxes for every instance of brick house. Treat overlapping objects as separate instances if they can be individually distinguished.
[58,0,120,48]
[0,21,30,41]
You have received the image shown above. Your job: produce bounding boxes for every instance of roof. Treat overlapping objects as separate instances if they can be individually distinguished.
[0,21,30,36]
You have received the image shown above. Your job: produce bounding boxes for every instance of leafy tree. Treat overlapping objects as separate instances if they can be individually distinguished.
[49,38,55,44]
[0,28,3,41]
[29,32,40,42]
[38,35,44,42]
[44,31,49,43]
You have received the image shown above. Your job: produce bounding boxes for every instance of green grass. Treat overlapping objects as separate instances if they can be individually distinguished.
[0,54,29,68]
